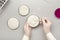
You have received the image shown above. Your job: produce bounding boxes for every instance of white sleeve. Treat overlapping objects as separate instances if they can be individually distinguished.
[22,34,29,40]
[46,32,56,40]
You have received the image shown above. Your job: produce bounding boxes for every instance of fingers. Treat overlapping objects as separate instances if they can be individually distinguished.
[40,17,47,23]
[39,17,49,25]
[41,17,51,24]
[24,22,32,30]
[39,18,42,24]
[44,17,50,23]
[24,23,29,29]
[41,17,46,24]
[24,23,32,36]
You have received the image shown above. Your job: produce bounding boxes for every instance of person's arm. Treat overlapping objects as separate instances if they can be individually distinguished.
[22,23,32,40]
[22,34,30,40]
[41,17,56,40]
[46,32,56,40]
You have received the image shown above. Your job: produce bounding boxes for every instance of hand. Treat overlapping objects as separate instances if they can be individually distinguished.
[24,23,32,37]
[42,17,52,34]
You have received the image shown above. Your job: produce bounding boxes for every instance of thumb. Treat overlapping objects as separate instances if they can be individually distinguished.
[42,18,46,24]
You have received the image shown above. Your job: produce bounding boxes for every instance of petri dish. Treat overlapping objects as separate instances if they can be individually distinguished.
[27,15,39,27]
[18,4,29,16]
[8,18,19,30]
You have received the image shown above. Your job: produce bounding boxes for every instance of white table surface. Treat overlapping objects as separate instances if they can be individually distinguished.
[0,0,60,40]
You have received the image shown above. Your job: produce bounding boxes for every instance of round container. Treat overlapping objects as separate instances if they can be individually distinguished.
[27,15,39,27]
[8,18,19,30]
[18,4,29,16]
[55,8,60,18]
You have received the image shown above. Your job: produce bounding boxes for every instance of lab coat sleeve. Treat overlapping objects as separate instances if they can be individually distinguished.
[46,32,56,40]
[22,34,29,40]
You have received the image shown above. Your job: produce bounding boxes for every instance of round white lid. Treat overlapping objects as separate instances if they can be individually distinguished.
[8,18,19,30]
[19,5,29,16]
[27,15,39,27]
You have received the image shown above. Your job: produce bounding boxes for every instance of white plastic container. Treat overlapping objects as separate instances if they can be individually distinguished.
[27,15,39,27]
